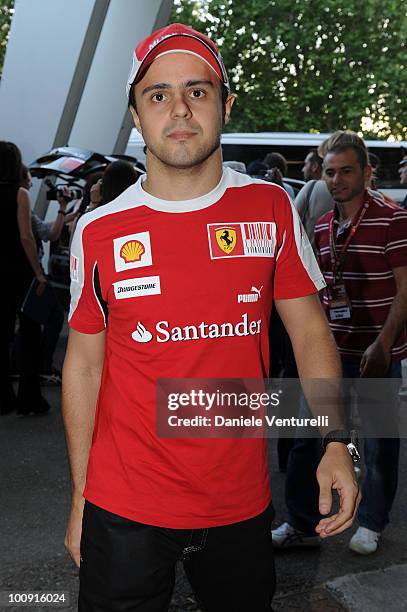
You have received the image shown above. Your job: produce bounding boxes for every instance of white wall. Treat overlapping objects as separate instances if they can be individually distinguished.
[0,0,98,166]
[69,0,173,154]
[0,0,173,216]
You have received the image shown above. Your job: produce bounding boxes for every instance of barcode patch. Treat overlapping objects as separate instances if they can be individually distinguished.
[242,222,275,256]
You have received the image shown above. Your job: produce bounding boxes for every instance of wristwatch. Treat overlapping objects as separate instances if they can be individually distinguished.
[322,429,360,464]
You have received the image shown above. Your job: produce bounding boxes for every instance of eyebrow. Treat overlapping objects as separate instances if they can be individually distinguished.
[324,165,354,171]
[141,79,214,96]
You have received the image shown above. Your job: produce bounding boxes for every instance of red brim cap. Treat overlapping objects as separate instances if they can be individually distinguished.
[126,23,229,99]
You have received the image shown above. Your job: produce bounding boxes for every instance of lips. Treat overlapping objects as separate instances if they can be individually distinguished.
[167,131,196,140]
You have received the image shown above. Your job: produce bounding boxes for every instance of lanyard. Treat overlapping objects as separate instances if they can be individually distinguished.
[329,199,369,283]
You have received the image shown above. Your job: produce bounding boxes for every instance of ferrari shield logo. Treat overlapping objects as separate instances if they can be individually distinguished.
[215,227,236,254]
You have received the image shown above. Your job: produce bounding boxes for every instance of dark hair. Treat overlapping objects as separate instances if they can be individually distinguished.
[101,161,140,204]
[128,79,230,120]
[128,80,136,110]
[307,148,323,168]
[264,152,288,176]
[368,152,380,170]
[247,160,268,177]
[220,83,229,118]
[0,141,22,184]
[326,144,369,170]
[78,171,104,216]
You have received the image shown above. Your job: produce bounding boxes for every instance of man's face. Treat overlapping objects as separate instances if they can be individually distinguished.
[131,53,234,170]
[399,163,407,185]
[323,149,371,204]
[302,153,318,181]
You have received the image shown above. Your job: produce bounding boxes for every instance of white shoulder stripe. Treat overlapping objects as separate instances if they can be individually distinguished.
[287,198,326,290]
[73,181,144,236]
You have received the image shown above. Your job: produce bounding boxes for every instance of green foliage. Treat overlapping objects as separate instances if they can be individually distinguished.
[0,0,14,77]
[171,0,407,139]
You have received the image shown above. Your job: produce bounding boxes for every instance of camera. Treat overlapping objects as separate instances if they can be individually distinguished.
[44,179,83,202]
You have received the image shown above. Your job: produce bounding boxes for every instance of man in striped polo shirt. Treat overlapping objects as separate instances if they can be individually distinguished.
[272,132,407,555]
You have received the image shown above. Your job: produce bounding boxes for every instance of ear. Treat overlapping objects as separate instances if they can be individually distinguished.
[224,94,236,124]
[129,105,142,133]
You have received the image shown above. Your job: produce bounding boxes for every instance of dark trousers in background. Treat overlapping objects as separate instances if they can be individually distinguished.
[12,293,65,375]
[79,501,276,612]
[40,298,65,373]
[2,279,44,413]
[286,361,401,534]
[17,309,43,402]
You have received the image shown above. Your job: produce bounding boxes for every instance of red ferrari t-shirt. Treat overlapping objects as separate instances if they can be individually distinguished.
[68,168,325,528]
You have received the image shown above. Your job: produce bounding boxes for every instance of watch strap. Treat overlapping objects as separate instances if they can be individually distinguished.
[322,429,360,463]
[322,429,350,450]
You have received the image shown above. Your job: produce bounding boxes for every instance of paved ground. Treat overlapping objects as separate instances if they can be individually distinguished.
[1,332,407,611]
[326,563,407,611]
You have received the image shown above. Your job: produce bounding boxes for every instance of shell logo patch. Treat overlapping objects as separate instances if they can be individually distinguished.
[113,232,152,272]
[208,222,276,259]
[120,240,145,263]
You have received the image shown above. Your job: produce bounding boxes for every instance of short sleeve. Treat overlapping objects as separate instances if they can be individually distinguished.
[385,208,407,269]
[273,190,326,300]
[68,217,107,333]
[293,181,312,223]
[31,213,52,241]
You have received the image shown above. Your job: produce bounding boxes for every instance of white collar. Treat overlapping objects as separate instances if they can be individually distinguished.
[134,168,230,213]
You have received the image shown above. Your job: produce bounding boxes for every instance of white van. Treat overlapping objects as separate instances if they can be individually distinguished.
[125,130,407,203]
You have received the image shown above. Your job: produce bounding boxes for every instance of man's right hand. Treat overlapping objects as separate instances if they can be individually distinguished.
[57,186,70,209]
[64,498,85,567]
[315,443,361,537]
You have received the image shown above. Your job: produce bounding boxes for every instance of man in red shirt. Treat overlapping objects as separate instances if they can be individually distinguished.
[62,24,360,611]
[273,132,407,556]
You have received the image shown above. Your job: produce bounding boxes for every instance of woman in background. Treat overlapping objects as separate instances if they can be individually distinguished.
[1,141,50,415]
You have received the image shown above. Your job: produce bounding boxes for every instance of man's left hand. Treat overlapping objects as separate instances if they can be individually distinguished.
[360,340,391,377]
[315,443,361,537]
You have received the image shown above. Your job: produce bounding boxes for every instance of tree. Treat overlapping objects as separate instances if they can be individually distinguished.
[171,0,407,139]
[0,0,14,77]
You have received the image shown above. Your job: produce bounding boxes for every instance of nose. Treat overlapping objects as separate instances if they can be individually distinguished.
[170,92,192,120]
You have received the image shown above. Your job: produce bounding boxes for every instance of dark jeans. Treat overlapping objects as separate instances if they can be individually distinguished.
[286,361,401,534]
[79,501,276,612]
[2,280,44,412]
[13,289,65,374]
[40,298,65,373]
